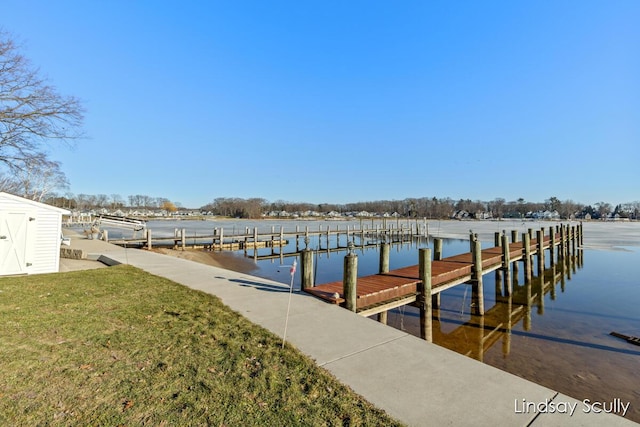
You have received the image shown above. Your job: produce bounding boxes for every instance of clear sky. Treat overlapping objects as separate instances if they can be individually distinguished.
[3,1,639,208]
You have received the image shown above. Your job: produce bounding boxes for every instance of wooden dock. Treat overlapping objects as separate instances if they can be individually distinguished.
[303,223,583,341]
[104,222,426,254]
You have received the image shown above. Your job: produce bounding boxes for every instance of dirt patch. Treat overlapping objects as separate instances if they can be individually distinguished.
[150,248,259,274]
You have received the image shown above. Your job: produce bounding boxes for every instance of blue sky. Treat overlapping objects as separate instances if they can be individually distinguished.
[4,1,639,208]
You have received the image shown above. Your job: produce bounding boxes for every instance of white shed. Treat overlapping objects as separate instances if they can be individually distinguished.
[0,192,70,276]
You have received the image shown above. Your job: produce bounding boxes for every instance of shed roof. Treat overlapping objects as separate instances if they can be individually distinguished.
[0,192,70,215]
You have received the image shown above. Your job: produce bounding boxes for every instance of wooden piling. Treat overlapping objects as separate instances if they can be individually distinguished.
[536,229,544,274]
[470,234,484,316]
[301,249,314,290]
[434,238,443,260]
[181,228,186,250]
[510,230,519,276]
[379,243,390,274]
[146,229,152,250]
[378,311,388,324]
[579,222,584,247]
[343,252,358,312]
[433,238,443,308]
[418,248,433,342]
[501,232,512,296]
[549,226,555,265]
[523,231,532,283]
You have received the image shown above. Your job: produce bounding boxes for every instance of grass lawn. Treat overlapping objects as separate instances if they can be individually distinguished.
[0,265,403,426]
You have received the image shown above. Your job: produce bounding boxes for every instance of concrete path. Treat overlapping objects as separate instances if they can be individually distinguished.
[60,232,637,426]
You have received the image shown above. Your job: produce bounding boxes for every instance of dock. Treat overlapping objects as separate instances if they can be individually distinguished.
[103,221,427,255]
[304,223,583,341]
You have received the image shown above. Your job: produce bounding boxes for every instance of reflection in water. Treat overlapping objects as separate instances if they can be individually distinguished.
[431,251,584,362]
[386,248,640,423]
[383,252,585,363]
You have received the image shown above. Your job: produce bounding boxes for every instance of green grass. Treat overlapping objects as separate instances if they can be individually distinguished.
[0,265,403,426]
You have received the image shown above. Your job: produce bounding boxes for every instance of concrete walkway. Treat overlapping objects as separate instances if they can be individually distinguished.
[60,233,637,426]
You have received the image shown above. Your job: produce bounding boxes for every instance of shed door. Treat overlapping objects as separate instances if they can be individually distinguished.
[0,211,35,275]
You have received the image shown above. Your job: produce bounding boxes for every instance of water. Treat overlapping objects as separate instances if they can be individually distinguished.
[101,219,640,422]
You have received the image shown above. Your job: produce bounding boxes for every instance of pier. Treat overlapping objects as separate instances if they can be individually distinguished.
[104,222,426,254]
[304,223,583,342]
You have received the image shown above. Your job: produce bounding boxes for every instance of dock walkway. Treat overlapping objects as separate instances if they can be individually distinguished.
[306,234,556,312]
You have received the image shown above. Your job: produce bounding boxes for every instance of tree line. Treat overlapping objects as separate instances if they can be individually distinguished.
[33,193,640,221]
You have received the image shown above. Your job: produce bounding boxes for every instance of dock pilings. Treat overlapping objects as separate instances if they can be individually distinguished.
[300,248,314,290]
[343,246,358,312]
[418,248,433,342]
[331,221,580,342]
[470,233,485,316]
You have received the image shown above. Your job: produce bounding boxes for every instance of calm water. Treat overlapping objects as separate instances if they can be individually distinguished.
[104,219,640,422]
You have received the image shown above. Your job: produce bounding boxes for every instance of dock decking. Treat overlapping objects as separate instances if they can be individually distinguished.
[304,224,582,320]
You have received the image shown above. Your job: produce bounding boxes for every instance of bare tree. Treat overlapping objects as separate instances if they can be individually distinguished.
[4,154,69,201]
[0,170,20,193]
[0,32,84,173]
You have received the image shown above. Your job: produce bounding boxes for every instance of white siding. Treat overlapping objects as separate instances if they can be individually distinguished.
[0,193,68,275]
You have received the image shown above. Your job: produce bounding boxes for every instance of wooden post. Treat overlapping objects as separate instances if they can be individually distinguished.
[501,233,512,296]
[571,225,576,255]
[579,222,584,247]
[419,248,433,342]
[102,229,109,242]
[181,228,186,250]
[146,229,152,250]
[434,238,443,261]
[326,227,330,250]
[511,229,519,276]
[536,229,544,274]
[304,226,309,248]
[379,243,390,274]
[280,226,284,249]
[494,232,502,247]
[471,233,484,316]
[549,226,555,265]
[523,232,532,283]
[378,311,388,325]
[433,238,443,308]
[559,225,566,259]
[343,252,358,312]
[271,226,275,254]
[300,249,314,290]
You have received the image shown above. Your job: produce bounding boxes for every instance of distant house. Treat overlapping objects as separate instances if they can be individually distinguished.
[0,192,70,276]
